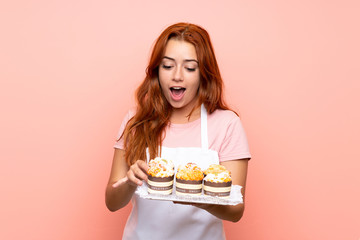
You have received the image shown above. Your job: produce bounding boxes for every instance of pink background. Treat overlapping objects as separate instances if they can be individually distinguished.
[1,0,359,239]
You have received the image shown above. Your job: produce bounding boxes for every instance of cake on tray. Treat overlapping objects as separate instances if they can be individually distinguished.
[175,163,204,196]
[203,164,232,198]
[147,157,174,195]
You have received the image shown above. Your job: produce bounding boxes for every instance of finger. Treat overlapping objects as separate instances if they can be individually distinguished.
[191,203,212,210]
[191,203,208,209]
[112,176,128,188]
[137,160,149,172]
[127,169,144,186]
[131,161,148,182]
[134,160,149,180]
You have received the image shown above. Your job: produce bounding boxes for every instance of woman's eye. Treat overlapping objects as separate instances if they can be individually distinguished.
[186,67,196,72]
[162,65,172,69]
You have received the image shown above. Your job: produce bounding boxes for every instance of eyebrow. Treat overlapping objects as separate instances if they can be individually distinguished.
[163,56,199,64]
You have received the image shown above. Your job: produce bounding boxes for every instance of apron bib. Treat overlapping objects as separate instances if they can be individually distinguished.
[122,105,226,240]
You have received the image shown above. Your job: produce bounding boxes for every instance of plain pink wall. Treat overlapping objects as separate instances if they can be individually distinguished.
[1,0,359,239]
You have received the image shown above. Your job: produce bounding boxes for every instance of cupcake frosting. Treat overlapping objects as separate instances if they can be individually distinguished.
[204,171,231,183]
[176,163,204,181]
[204,164,227,175]
[147,157,174,177]
[203,164,232,182]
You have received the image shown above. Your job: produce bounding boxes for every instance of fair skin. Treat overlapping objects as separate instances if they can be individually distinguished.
[105,39,249,222]
[158,38,201,123]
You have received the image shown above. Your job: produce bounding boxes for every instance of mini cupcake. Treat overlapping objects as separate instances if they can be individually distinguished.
[147,157,174,195]
[203,164,232,198]
[175,163,204,196]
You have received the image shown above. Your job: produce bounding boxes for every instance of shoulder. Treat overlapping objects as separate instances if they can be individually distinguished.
[207,109,246,137]
[116,107,137,135]
[208,109,240,125]
[122,107,137,122]
[207,108,251,160]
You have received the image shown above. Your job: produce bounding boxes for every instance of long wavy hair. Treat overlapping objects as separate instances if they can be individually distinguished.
[121,22,231,166]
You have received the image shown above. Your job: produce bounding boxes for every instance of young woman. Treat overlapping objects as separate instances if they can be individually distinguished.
[105,22,251,240]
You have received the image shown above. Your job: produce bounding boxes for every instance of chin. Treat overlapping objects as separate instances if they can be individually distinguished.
[166,99,184,108]
[169,103,185,109]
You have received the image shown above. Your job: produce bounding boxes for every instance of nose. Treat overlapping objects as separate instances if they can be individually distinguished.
[173,65,183,82]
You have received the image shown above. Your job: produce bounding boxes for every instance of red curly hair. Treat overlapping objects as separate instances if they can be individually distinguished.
[121,22,231,166]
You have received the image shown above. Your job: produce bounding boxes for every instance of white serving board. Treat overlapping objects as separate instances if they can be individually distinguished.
[135,183,243,205]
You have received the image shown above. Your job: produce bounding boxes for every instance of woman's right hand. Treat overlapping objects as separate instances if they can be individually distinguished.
[112,160,149,188]
[106,150,149,211]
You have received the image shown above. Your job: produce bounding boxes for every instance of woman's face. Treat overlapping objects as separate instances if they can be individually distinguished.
[158,39,200,115]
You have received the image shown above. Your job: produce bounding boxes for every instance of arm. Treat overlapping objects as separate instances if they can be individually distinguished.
[190,158,249,222]
[105,148,148,212]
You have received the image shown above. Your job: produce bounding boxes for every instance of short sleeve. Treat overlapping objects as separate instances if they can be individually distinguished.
[114,109,135,149]
[218,117,251,162]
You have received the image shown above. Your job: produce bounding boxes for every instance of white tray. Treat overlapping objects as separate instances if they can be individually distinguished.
[135,183,243,205]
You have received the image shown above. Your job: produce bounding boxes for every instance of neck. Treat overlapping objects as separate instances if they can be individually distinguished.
[170,105,201,124]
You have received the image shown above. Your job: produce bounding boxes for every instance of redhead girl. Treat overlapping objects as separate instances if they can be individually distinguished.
[105,22,251,240]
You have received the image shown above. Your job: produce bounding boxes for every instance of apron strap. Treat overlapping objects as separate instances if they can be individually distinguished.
[201,104,208,150]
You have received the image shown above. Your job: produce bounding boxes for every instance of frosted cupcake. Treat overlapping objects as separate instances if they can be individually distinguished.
[147,157,175,195]
[175,163,204,196]
[203,164,232,198]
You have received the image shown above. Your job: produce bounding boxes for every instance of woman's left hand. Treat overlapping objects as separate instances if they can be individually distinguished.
[173,159,249,222]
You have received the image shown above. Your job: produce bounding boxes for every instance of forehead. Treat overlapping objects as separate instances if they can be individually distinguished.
[163,39,198,60]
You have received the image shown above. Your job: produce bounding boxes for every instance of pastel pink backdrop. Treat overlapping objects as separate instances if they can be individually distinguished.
[1,0,359,239]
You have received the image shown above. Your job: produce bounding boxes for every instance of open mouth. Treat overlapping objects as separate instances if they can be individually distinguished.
[170,87,186,100]
[170,87,186,95]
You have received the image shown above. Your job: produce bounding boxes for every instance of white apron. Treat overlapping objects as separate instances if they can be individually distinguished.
[122,105,226,240]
